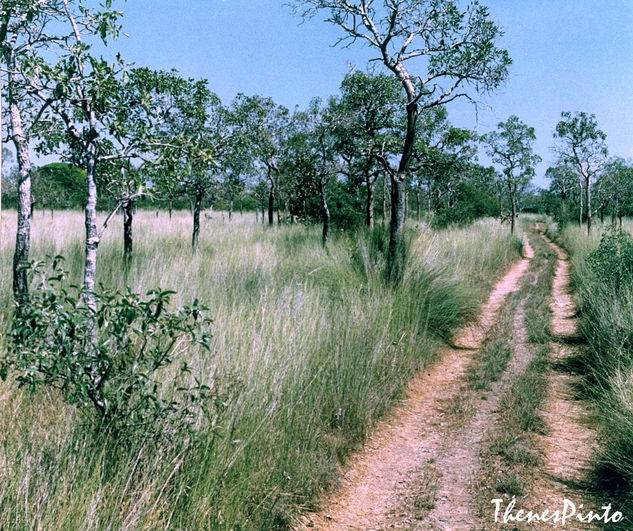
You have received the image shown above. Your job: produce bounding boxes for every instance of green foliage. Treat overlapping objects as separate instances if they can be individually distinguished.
[433,182,498,228]
[3,258,216,442]
[587,228,633,291]
[483,115,541,210]
[32,163,87,210]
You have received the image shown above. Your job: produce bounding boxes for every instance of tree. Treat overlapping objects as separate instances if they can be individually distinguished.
[410,107,476,217]
[229,95,289,225]
[0,0,74,300]
[292,0,511,281]
[222,103,257,221]
[28,1,129,318]
[149,72,225,250]
[599,158,633,228]
[483,115,541,234]
[31,162,86,214]
[334,70,404,228]
[554,111,608,234]
[546,163,578,224]
[283,99,340,245]
[97,67,201,266]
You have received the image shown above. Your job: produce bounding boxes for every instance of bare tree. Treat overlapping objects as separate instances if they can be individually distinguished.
[292,0,510,281]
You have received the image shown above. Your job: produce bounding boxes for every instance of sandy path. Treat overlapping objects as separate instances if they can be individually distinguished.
[296,237,534,530]
[422,299,534,530]
[527,233,602,527]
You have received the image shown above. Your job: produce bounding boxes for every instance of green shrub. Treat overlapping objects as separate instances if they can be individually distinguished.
[587,228,633,291]
[2,258,217,443]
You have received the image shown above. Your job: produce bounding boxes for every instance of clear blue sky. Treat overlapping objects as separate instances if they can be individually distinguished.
[104,1,633,188]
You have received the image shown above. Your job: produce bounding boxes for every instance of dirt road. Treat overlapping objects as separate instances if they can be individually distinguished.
[297,228,604,530]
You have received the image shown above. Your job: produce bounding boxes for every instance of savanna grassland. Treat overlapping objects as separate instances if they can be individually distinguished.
[0,210,520,529]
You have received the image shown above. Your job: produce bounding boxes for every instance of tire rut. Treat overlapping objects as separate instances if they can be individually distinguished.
[525,232,602,529]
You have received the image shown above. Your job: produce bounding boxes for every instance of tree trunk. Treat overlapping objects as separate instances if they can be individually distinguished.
[229,198,233,222]
[168,199,173,220]
[320,178,330,246]
[387,102,418,282]
[612,202,617,225]
[366,172,375,228]
[82,153,99,314]
[268,187,275,225]
[578,181,583,228]
[123,199,133,269]
[405,191,409,219]
[267,168,275,225]
[192,188,203,250]
[510,189,517,235]
[585,175,592,234]
[388,175,407,281]
[382,175,388,226]
[9,68,32,303]
[416,189,421,221]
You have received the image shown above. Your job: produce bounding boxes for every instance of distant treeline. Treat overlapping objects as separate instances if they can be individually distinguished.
[2,159,553,227]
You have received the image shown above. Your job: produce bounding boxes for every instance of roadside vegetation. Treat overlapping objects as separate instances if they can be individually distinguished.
[0,210,520,528]
[551,220,633,511]
[0,0,629,528]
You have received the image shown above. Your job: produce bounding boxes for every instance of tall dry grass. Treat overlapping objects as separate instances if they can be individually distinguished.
[0,209,521,529]
[553,219,633,507]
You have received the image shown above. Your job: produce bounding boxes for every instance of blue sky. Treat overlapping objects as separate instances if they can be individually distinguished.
[100,1,633,187]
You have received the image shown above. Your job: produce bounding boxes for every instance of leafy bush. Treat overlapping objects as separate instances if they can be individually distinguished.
[587,228,633,291]
[2,258,217,442]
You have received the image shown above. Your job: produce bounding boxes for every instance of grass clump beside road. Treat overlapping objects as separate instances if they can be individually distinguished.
[0,211,520,529]
[554,220,633,504]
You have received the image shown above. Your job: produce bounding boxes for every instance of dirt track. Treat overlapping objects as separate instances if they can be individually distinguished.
[297,228,604,530]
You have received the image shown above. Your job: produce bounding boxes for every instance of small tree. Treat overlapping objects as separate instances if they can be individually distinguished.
[483,115,541,234]
[554,111,608,234]
[4,259,215,442]
[149,73,225,250]
[0,0,77,300]
[292,0,511,281]
[546,163,577,223]
[600,158,633,228]
[334,70,404,228]
[229,95,290,225]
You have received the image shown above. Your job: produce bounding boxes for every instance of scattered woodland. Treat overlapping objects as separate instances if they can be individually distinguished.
[1,0,633,529]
